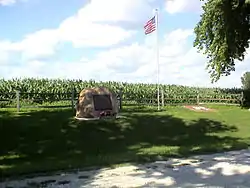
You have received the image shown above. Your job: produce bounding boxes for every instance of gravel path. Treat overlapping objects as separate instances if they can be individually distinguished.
[2,149,250,188]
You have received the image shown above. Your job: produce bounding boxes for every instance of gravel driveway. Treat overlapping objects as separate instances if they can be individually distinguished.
[2,149,250,188]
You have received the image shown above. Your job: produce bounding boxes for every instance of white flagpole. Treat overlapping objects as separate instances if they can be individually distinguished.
[155,8,160,111]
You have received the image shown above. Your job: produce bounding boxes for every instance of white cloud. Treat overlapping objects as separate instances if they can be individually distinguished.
[58,20,134,48]
[165,0,203,14]
[11,29,60,59]
[79,0,154,23]
[57,0,158,48]
[2,60,46,78]
[2,28,248,88]
[2,0,153,60]
[0,0,16,6]
[0,0,26,6]
[6,22,133,60]
[93,43,153,73]
[0,41,13,64]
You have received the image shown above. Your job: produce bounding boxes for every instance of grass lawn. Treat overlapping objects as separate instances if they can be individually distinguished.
[0,104,250,179]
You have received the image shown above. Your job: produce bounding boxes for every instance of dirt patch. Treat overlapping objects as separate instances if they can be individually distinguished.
[184,105,216,112]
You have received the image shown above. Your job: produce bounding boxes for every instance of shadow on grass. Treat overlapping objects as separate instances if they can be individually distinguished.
[0,107,248,181]
[0,110,12,117]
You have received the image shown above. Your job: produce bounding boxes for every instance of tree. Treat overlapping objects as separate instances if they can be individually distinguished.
[241,71,250,89]
[240,71,250,108]
[194,0,250,83]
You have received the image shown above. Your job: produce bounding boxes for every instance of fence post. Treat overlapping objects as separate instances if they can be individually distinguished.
[161,89,164,107]
[16,90,20,112]
[71,88,75,112]
[197,94,200,105]
[119,88,122,110]
[240,91,244,107]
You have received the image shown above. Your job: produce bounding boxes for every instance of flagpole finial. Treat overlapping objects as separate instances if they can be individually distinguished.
[154,8,159,17]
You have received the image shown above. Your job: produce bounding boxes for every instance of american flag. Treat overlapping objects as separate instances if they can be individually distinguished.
[144,16,156,35]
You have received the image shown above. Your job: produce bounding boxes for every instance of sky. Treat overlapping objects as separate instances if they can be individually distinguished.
[0,0,249,88]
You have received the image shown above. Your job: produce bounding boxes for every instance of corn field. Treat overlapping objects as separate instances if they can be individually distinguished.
[0,78,243,105]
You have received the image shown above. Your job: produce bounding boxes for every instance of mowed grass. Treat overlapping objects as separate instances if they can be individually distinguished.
[0,104,250,179]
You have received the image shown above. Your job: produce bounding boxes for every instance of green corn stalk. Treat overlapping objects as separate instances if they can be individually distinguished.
[0,78,243,104]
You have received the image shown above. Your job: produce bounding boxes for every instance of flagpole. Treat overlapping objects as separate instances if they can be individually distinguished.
[155,8,160,111]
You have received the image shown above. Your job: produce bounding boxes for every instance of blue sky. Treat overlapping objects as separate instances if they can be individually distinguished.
[0,0,249,88]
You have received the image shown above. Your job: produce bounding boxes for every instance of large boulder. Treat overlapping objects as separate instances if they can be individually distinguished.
[75,87,119,119]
